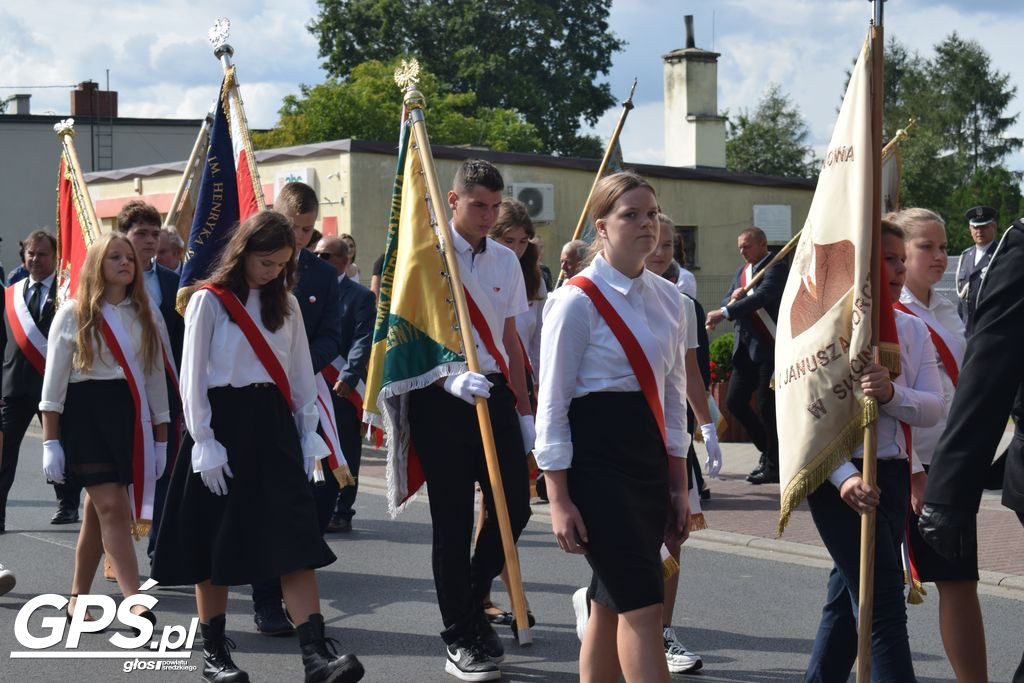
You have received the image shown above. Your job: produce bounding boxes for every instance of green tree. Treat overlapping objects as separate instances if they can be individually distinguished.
[879,34,1021,251]
[252,59,542,153]
[725,83,817,178]
[308,0,623,156]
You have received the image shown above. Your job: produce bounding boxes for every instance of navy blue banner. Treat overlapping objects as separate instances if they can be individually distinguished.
[179,82,239,289]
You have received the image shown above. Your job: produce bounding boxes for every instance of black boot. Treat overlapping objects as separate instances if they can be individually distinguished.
[201,615,250,683]
[296,613,365,683]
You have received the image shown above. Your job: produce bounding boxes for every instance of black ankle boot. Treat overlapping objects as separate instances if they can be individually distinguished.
[201,615,250,683]
[296,613,364,683]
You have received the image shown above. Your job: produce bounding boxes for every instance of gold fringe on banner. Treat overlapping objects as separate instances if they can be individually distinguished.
[131,519,152,541]
[333,464,356,489]
[879,341,901,379]
[862,396,879,427]
[662,554,680,580]
[690,512,707,532]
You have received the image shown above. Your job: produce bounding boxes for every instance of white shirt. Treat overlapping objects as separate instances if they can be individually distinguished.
[40,298,170,424]
[25,272,55,317]
[974,241,993,266]
[451,228,528,375]
[181,288,326,470]
[681,296,698,351]
[143,264,162,307]
[515,278,546,374]
[899,286,966,465]
[535,254,689,470]
[676,266,697,299]
[828,311,944,488]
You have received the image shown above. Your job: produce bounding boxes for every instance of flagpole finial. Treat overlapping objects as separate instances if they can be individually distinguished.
[394,58,425,109]
[209,17,234,59]
[53,118,75,138]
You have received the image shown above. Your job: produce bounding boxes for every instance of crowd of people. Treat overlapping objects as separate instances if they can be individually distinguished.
[0,158,1020,683]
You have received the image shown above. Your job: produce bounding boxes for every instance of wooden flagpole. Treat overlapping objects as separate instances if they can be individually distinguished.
[856,2,885,681]
[400,77,533,647]
[163,105,214,238]
[555,79,637,287]
[54,119,100,240]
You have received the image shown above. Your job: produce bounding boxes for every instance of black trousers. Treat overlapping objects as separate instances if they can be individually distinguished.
[0,396,81,523]
[726,346,778,470]
[332,396,363,521]
[805,460,915,682]
[408,376,531,644]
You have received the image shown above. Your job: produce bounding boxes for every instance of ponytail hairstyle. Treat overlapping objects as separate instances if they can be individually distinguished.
[490,199,543,300]
[203,210,297,331]
[74,232,161,373]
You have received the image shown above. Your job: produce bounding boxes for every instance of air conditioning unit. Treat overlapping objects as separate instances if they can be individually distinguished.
[509,183,555,222]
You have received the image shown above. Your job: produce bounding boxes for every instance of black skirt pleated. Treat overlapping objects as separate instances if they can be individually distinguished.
[151,385,336,586]
[567,391,668,613]
[62,379,135,488]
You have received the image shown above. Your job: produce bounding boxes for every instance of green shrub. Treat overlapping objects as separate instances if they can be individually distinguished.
[709,332,734,383]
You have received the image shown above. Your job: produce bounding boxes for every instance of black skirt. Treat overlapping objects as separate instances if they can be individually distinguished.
[63,379,135,488]
[151,385,336,586]
[567,391,669,613]
[908,465,979,582]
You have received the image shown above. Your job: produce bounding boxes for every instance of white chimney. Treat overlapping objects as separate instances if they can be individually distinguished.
[662,16,726,168]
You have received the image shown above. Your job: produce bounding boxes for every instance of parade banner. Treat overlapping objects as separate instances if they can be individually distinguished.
[54,124,99,301]
[776,37,886,533]
[363,120,464,515]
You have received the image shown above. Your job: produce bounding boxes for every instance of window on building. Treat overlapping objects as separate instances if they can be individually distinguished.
[674,226,698,269]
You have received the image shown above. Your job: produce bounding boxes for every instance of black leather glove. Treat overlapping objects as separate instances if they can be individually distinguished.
[917,503,977,562]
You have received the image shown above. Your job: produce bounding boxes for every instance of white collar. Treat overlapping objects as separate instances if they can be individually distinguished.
[450,225,487,256]
[900,285,937,311]
[592,253,646,297]
[28,272,56,289]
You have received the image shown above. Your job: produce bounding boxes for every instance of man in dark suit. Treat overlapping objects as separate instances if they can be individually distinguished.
[706,227,788,485]
[919,217,1024,683]
[115,201,185,564]
[312,236,376,533]
[249,182,343,637]
[955,205,999,337]
[0,229,80,531]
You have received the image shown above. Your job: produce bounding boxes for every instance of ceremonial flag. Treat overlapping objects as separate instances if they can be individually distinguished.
[178,71,263,300]
[364,120,465,515]
[881,143,902,214]
[54,148,98,301]
[775,37,898,533]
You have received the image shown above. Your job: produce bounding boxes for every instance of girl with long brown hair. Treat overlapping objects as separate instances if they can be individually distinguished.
[151,210,364,683]
[40,231,169,628]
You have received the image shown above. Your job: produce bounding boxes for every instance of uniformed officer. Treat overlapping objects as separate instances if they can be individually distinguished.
[955,205,998,336]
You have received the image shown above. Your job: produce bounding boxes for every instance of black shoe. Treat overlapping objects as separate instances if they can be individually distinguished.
[254,606,295,637]
[444,639,500,681]
[296,613,364,683]
[51,508,79,524]
[699,486,711,501]
[748,468,779,485]
[201,615,250,682]
[0,521,5,534]
[473,616,504,664]
[326,515,352,533]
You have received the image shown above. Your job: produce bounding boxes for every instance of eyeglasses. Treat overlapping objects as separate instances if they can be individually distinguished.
[315,251,334,260]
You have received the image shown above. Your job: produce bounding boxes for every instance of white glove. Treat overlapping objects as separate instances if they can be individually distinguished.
[519,414,536,454]
[200,462,233,496]
[443,371,492,405]
[700,423,723,478]
[154,441,168,480]
[304,455,316,482]
[43,440,65,484]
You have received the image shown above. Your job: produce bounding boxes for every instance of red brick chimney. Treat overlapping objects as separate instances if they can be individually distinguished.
[70,81,118,118]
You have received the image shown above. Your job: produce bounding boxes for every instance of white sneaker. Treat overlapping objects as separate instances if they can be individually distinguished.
[571,587,589,642]
[663,626,702,674]
[0,564,15,597]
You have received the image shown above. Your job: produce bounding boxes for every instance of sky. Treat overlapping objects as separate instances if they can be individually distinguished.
[1,0,1021,173]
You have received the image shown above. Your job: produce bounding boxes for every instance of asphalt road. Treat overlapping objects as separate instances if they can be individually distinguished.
[1,427,1022,682]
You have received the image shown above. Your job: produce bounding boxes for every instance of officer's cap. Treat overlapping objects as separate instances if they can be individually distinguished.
[966,205,997,227]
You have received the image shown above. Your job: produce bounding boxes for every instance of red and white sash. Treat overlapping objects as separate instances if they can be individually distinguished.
[4,282,47,375]
[99,303,156,531]
[322,358,367,422]
[892,302,960,387]
[740,265,777,341]
[202,285,351,485]
[314,372,351,474]
[461,267,511,382]
[568,274,704,529]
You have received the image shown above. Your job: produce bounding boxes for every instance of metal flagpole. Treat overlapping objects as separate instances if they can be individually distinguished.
[399,79,533,647]
[856,1,885,681]
[555,79,637,287]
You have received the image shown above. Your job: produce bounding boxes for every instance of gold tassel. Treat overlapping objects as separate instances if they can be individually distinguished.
[907,579,927,605]
[862,396,878,427]
[130,519,152,541]
[716,417,729,440]
[333,464,357,489]
[662,554,680,580]
[689,513,707,532]
[878,341,902,379]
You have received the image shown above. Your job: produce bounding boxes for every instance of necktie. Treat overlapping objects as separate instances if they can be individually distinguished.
[28,282,43,322]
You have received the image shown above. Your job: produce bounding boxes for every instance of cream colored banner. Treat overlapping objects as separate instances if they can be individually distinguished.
[776,37,875,533]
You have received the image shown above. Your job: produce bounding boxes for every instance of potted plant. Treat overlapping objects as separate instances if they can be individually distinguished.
[708,332,751,443]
